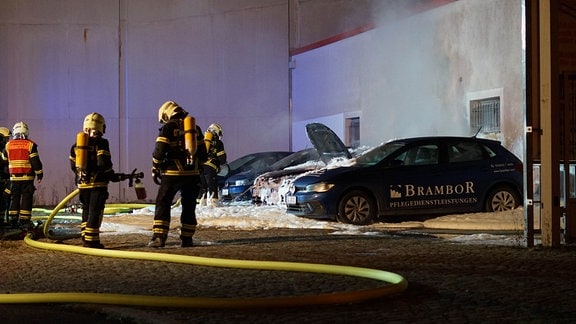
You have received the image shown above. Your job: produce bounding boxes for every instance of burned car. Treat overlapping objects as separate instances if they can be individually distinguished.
[219,151,292,201]
[252,123,356,205]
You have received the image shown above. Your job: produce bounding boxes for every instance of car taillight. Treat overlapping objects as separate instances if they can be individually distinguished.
[514,162,523,173]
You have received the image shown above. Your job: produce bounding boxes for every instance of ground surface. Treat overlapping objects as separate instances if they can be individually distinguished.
[1,217,575,323]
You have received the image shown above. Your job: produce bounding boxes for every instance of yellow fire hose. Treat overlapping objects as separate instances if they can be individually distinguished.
[0,189,408,308]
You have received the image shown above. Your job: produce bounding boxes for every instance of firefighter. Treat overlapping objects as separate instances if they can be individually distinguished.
[0,127,11,225]
[69,113,116,248]
[199,123,227,206]
[148,100,207,248]
[1,122,43,229]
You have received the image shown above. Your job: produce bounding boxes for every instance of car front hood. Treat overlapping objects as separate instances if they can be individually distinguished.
[306,123,352,164]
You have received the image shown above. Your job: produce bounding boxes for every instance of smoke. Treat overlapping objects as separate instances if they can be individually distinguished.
[355,3,470,146]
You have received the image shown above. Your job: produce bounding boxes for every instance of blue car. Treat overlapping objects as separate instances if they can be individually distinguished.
[286,136,523,225]
[219,151,292,202]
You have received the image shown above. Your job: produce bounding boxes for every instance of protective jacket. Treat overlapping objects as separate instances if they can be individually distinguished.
[153,118,207,176]
[69,136,114,189]
[204,137,227,171]
[2,139,43,182]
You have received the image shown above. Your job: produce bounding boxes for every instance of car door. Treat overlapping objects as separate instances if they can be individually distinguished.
[380,139,487,215]
[377,141,450,216]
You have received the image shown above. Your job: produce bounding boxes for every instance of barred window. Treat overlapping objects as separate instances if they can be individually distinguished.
[345,117,360,148]
[470,97,500,133]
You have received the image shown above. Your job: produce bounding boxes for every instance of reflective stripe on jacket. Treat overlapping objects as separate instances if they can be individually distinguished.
[4,139,43,181]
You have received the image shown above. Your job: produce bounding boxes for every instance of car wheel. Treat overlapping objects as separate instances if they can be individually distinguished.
[337,190,376,225]
[485,186,520,212]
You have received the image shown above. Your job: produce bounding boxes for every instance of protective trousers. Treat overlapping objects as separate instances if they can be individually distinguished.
[79,187,108,244]
[0,180,9,224]
[200,165,219,199]
[8,180,35,226]
[153,174,200,241]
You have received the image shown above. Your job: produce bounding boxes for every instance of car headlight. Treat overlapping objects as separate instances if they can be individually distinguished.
[305,182,334,193]
[235,179,251,186]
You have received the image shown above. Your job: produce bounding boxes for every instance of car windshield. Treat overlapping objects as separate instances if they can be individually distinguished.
[269,149,319,171]
[354,142,405,166]
[227,155,258,172]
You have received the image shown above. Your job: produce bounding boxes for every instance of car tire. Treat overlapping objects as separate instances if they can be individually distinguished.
[485,185,520,212]
[337,190,377,225]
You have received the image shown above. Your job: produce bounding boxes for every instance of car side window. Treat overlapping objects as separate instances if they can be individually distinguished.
[402,144,439,166]
[448,141,491,162]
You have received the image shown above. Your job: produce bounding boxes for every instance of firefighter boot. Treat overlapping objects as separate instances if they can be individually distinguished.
[83,240,105,249]
[180,236,193,247]
[148,234,167,248]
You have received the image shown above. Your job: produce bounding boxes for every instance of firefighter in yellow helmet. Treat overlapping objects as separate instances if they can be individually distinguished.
[148,100,208,248]
[69,113,116,248]
[199,123,227,206]
[0,126,11,225]
[1,122,43,229]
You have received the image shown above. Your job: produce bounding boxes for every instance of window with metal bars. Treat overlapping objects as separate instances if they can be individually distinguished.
[345,117,360,148]
[470,97,500,133]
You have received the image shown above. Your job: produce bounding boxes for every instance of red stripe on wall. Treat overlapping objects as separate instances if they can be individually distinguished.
[290,23,376,56]
[290,0,458,56]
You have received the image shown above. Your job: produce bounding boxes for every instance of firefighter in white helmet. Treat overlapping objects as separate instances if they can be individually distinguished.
[1,122,43,229]
[69,112,116,248]
[0,126,11,225]
[198,123,227,206]
[148,100,208,248]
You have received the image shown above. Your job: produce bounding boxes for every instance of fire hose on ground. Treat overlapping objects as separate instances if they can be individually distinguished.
[0,188,408,308]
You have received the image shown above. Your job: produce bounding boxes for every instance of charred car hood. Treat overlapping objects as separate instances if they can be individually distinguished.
[306,123,352,164]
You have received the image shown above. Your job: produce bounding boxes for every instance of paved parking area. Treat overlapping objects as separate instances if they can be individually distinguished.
[1,226,575,323]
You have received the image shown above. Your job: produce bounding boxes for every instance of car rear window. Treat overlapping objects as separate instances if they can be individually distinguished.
[448,141,495,162]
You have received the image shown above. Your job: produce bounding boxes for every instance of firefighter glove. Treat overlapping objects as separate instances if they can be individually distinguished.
[152,167,162,185]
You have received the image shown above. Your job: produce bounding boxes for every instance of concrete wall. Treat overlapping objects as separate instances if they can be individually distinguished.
[0,0,290,205]
[291,0,525,158]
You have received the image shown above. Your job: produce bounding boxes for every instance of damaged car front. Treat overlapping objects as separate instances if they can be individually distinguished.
[252,123,354,206]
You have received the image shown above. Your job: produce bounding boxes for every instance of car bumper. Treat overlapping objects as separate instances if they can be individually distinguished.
[221,185,252,201]
[285,193,336,219]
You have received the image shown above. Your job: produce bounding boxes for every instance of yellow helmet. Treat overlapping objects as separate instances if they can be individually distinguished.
[12,121,29,139]
[207,123,223,138]
[0,127,10,138]
[83,112,106,137]
[158,100,187,123]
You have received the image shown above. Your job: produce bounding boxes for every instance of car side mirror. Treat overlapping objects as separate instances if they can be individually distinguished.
[218,164,230,177]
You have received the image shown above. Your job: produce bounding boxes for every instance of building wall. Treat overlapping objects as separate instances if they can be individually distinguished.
[0,0,290,205]
[291,0,525,158]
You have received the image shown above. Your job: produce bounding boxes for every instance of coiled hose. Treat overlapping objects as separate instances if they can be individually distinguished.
[0,189,408,308]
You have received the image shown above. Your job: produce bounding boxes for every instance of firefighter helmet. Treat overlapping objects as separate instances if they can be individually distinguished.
[12,122,29,139]
[83,112,106,137]
[207,123,223,138]
[158,100,188,124]
[0,127,10,138]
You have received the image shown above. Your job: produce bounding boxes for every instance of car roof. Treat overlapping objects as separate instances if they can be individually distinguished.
[386,136,501,145]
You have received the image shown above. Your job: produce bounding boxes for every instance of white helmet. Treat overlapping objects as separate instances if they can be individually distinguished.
[83,112,106,137]
[158,100,188,124]
[12,122,29,139]
[207,123,223,138]
[0,127,10,138]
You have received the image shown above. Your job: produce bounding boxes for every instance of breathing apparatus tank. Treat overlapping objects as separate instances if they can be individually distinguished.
[183,115,197,159]
[75,131,89,172]
[204,129,213,151]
